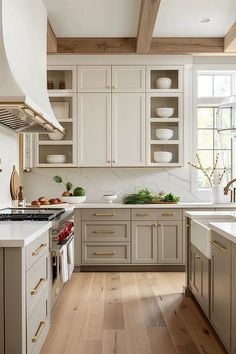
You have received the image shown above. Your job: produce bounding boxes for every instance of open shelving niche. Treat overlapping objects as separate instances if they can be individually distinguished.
[146,91,183,167]
[35,66,77,167]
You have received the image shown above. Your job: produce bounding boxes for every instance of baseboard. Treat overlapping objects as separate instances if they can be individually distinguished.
[79,265,185,272]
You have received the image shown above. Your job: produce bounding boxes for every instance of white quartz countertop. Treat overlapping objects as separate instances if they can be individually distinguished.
[185,210,236,218]
[209,222,236,243]
[72,202,236,209]
[0,221,52,247]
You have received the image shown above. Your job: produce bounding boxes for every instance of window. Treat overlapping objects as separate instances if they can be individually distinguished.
[196,71,234,188]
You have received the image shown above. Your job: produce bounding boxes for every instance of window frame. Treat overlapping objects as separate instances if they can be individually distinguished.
[191,65,236,200]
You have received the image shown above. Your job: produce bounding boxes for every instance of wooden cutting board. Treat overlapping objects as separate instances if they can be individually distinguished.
[10,165,20,200]
[26,203,69,209]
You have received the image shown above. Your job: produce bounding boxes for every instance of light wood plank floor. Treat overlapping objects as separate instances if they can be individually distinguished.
[41,272,226,354]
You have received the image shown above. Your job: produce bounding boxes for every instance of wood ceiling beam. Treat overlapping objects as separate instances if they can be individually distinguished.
[47,20,57,53]
[224,21,236,52]
[54,37,224,55]
[136,0,161,53]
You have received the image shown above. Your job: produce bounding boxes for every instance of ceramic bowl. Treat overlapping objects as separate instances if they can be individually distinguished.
[155,129,173,140]
[156,77,172,89]
[48,131,64,141]
[46,154,66,164]
[155,107,174,118]
[60,196,86,204]
[103,194,118,203]
[153,151,173,163]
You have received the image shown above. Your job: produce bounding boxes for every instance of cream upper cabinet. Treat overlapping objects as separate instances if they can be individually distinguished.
[77,66,111,92]
[112,93,145,166]
[78,93,112,166]
[112,66,145,92]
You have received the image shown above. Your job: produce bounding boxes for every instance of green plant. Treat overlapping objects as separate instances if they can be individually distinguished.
[123,188,180,204]
[53,175,73,191]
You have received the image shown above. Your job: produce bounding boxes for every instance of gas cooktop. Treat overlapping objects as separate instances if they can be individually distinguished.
[0,208,65,221]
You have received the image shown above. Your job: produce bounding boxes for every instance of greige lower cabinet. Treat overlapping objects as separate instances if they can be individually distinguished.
[158,221,183,264]
[131,210,183,265]
[189,244,210,317]
[210,231,231,351]
[132,221,158,263]
[231,243,236,354]
[80,208,184,266]
[81,209,131,265]
[2,231,50,354]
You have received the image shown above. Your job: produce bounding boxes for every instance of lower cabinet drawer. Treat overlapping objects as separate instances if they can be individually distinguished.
[82,221,130,242]
[27,288,49,354]
[26,252,49,315]
[82,243,130,264]
[26,232,49,270]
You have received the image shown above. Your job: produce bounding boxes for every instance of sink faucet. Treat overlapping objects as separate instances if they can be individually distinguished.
[223,178,236,202]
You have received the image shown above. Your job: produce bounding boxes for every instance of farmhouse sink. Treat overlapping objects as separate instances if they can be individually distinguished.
[191,216,235,259]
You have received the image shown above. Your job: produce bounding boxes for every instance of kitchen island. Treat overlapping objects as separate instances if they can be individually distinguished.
[0,221,52,354]
[185,210,236,353]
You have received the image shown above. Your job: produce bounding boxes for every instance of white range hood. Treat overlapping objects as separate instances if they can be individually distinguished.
[0,0,63,133]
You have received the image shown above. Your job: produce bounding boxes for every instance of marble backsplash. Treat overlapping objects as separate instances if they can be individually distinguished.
[23,166,201,203]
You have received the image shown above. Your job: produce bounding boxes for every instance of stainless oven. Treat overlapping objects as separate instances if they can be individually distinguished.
[50,214,74,310]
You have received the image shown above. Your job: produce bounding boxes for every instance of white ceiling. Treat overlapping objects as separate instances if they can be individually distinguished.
[44,0,141,37]
[154,0,236,37]
[44,0,236,38]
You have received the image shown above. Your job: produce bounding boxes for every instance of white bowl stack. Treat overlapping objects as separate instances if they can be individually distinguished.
[155,129,173,140]
[155,107,174,118]
[156,77,172,89]
[46,155,66,163]
[153,151,173,163]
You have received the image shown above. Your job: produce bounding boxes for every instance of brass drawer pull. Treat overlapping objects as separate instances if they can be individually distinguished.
[210,240,227,252]
[195,255,201,259]
[31,278,46,295]
[94,252,115,256]
[186,224,190,228]
[136,213,148,217]
[93,230,115,234]
[32,321,46,342]
[32,243,47,256]
[94,213,116,216]
[162,213,175,216]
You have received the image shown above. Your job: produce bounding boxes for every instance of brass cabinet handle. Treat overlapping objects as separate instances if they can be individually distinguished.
[31,278,46,295]
[32,243,47,256]
[107,85,110,90]
[152,223,157,227]
[112,160,116,163]
[94,252,115,256]
[136,213,148,217]
[93,230,115,234]
[157,223,163,227]
[210,240,227,253]
[107,160,111,163]
[186,224,190,228]
[32,321,46,342]
[112,86,115,90]
[195,255,201,259]
[94,213,116,216]
[162,213,175,216]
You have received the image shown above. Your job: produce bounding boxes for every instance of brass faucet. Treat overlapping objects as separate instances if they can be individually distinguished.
[223,178,236,202]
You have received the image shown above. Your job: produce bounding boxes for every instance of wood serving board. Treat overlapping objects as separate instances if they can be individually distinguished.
[27,203,69,208]
[10,165,20,200]
[144,201,179,204]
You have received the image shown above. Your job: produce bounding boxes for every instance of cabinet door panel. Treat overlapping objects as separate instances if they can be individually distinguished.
[211,231,231,350]
[77,66,111,92]
[112,66,145,92]
[132,221,157,264]
[158,221,183,264]
[78,93,111,166]
[112,93,145,166]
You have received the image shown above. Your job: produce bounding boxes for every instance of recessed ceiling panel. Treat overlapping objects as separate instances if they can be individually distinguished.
[154,0,236,37]
[44,0,141,37]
